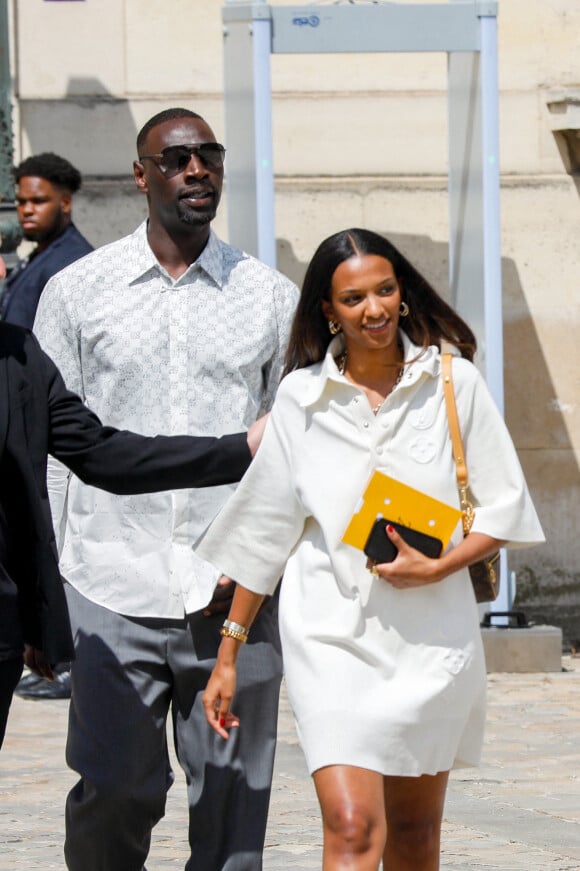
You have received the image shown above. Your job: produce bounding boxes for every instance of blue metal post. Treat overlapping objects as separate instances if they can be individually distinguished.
[252,16,276,267]
[480,11,503,413]
[480,8,511,611]
[223,2,276,265]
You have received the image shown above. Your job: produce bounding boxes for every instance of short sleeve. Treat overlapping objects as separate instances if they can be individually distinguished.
[196,397,306,594]
[455,359,544,548]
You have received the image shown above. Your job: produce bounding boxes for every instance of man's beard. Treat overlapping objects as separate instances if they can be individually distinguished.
[22,206,64,243]
[23,228,45,242]
[176,200,217,226]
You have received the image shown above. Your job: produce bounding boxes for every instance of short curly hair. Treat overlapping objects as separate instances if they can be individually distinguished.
[14,153,82,193]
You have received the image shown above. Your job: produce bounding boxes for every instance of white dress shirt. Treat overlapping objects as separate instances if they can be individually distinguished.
[33,222,298,617]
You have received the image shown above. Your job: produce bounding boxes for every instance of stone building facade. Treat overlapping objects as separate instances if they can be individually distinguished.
[6,0,580,641]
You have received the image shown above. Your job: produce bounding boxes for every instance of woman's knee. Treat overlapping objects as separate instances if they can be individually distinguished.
[323,801,385,856]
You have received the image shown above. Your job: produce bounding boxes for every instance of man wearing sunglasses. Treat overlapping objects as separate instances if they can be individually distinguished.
[34,108,299,871]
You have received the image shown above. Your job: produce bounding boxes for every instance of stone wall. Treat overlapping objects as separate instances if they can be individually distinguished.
[8,0,580,641]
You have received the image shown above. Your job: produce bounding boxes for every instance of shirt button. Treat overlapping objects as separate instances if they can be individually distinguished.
[376,446,384,455]
[353,397,359,404]
[363,421,370,429]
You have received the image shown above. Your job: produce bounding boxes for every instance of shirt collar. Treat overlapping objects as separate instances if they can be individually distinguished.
[298,331,443,409]
[197,230,226,289]
[127,222,225,289]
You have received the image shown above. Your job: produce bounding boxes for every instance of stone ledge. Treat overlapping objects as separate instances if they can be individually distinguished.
[482,625,563,673]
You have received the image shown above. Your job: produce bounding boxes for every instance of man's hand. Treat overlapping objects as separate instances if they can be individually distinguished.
[23,645,54,680]
[246,413,270,457]
[203,575,236,617]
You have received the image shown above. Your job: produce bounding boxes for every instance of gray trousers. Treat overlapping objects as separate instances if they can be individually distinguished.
[63,583,282,871]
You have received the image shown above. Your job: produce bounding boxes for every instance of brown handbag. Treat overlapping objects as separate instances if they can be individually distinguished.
[441,351,500,603]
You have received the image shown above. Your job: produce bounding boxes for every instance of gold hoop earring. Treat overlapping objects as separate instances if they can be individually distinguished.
[328,320,342,335]
[399,301,410,318]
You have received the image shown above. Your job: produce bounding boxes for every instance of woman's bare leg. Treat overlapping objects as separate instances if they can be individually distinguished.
[313,764,387,871]
[382,771,449,871]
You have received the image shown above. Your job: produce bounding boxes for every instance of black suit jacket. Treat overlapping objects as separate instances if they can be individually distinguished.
[1,223,93,328]
[0,323,251,665]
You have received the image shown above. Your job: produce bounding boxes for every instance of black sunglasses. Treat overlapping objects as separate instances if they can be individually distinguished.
[138,143,226,177]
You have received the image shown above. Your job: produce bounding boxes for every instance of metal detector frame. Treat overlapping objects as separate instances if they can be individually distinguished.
[222,0,508,610]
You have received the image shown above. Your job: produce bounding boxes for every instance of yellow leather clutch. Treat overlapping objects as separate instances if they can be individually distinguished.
[342,470,462,555]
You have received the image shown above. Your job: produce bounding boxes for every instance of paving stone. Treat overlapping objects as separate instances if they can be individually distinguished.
[1,658,580,869]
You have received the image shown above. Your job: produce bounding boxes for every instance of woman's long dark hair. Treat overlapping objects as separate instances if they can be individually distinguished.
[283,228,476,375]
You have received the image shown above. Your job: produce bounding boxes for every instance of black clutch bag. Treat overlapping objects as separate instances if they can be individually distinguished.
[364,518,443,564]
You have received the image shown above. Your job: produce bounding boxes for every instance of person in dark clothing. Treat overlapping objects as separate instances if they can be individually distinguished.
[0,153,92,328]
[0,153,93,697]
[0,320,262,746]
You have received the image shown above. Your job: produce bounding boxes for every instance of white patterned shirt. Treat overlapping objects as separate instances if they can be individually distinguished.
[33,222,299,617]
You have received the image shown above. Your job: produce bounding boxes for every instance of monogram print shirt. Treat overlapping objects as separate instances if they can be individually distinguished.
[34,222,299,617]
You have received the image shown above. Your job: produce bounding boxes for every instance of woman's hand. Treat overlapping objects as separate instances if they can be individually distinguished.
[366,524,504,589]
[202,653,240,739]
[202,584,267,736]
[366,524,440,589]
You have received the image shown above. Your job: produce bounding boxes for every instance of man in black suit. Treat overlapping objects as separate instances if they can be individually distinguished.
[0,153,93,328]
[0,321,260,747]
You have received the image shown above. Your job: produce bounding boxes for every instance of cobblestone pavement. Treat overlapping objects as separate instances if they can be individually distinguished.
[1,658,580,870]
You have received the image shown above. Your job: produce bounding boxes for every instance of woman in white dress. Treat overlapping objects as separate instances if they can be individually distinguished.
[199,228,544,871]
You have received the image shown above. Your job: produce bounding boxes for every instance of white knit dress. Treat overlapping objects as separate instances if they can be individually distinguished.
[198,335,544,776]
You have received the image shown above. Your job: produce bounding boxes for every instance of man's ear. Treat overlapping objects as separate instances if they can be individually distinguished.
[60,192,73,216]
[133,160,148,194]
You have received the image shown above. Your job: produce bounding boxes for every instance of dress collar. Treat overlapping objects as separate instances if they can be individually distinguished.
[298,331,444,409]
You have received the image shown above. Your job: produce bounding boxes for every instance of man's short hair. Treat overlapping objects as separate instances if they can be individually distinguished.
[136,108,203,153]
[14,153,82,193]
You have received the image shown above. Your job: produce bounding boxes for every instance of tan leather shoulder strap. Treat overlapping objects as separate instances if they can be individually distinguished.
[441,351,475,534]
[441,352,468,489]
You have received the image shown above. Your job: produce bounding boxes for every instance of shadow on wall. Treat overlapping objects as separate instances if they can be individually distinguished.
[551,128,580,199]
[22,78,138,171]
[502,256,580,649]
[20,78,145,247]
[278,232,580,647]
